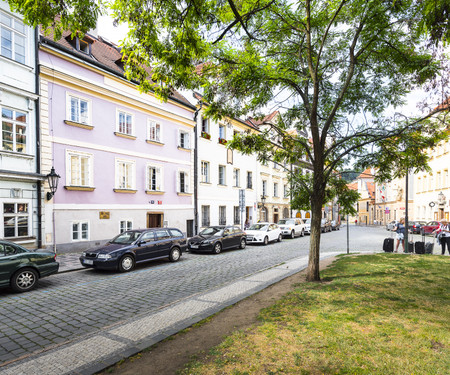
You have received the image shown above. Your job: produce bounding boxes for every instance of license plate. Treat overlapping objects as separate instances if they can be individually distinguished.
[83,259,93,265]
[190,245,199,249]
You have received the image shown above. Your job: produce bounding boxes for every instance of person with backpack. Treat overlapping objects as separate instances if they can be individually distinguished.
[393,217,406,253]
[432,219,450,255]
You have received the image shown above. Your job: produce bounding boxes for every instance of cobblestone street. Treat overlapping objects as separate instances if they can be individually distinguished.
[0,226,395,372]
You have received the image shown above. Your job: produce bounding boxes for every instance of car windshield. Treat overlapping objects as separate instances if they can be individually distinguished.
[110,231,141,244]
[278,219,294,225]
[248,224,269,231]
[199,227,223,236]
[304,219,311,224]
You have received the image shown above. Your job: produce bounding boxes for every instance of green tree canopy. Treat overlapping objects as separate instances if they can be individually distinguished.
[9,0,450,280]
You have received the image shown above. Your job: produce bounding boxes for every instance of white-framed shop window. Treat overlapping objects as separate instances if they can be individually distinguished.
[115,158,136,190]
[119,220,133,233]
[116,109,134,136]
[0,10,26,64]
[66,93,91,125]
[1,107,27,153]
[66,150,93,187]
[2,202,29,238]
[219,206,226,225]
[146,164,163,192]
[72,221,89,241]
[147,119,162,142]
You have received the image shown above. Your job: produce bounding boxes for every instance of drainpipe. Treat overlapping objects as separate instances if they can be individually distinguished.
[35,27,42,248]
[193,101,202,235]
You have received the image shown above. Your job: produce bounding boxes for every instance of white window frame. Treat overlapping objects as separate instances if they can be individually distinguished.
[284,184,288,198]
[1,106,27,153]
[66,150,94,187]
[201,117,209,134]
[116,109,134,136]
[119,220,133,233]
[0,11,26,64]
[218,165,226,185]
[219,124,226,140]
[233,168,240,187]
[72,221,89,242]
[179,130,190,149]
[115,158,136,190]
[2,201,30,238]
[262,180,267,197]
[66,93,91,125]
[219,206,226,225]
[247,171,253,189]
[201,205,210,227]
[201,161,210,183]
[177,169,190,193]
[274,182,279,197]
[147,119,162,142]
[146,164,164,192]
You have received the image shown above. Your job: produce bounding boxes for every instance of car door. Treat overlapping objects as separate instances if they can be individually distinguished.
[134,231,157,262]
[0,244,20,285]
[221,227,235,249]
[268,224,278,242]
[153,229,173,257]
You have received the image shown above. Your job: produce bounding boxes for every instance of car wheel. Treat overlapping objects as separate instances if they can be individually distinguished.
[119,254,135,272]
[239,238,246,249]
[213,242,222,254]
[300,229,305,237]
[169,247,181,262]
[11,268,38,293]
[277,233,282,242]
[263,236,269,246]
[290,230,295,239]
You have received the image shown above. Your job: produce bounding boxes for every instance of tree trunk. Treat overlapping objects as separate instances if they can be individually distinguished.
[306,172,325,281]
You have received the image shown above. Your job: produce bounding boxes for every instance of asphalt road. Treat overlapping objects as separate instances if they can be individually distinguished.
[0,225,389,366]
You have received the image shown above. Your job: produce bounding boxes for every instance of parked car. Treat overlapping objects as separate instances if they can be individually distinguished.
[331,220,340,230]
[0,240,59,292]
[421,221,440,235]
[386,220,398,231]
[277,218,306,238]
[188,225,246,254]
[79,228,187,272]
[245,223,282,245]
[303,218,311,234]
[409,220,427,234]
[321,219,332,233]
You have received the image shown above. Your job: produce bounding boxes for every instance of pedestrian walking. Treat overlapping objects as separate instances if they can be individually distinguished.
[393,217,406,253]
[432,219,450,255]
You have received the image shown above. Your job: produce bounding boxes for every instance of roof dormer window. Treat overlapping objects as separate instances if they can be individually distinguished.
[66,33,94,55]
[78,38,90,54]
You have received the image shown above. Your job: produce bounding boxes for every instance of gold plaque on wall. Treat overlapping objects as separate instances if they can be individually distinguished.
[99,211,110,219]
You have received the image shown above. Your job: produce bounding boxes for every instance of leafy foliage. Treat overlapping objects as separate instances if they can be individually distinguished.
[10,0,450,280]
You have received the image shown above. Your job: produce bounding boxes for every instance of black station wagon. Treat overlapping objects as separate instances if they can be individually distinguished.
[79,228,187,272]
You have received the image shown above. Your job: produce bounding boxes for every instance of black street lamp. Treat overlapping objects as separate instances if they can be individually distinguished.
[46,167,60,200]
[260,195,267,221]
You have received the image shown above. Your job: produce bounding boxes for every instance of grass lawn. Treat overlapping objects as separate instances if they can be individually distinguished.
[180,254,449,375]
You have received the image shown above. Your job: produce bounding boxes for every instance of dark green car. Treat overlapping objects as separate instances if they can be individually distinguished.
[0,240,59,293]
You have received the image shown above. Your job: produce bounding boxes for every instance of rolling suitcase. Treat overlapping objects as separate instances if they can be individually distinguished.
[415,232,425,254]
[425,241,434,254]
[383,237,394,252]
[407,240,414,253]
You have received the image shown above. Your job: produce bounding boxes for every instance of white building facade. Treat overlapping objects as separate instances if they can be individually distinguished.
[0,1,42,248]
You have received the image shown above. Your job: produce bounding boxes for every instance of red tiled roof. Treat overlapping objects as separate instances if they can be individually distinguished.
[40,28,193,108]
